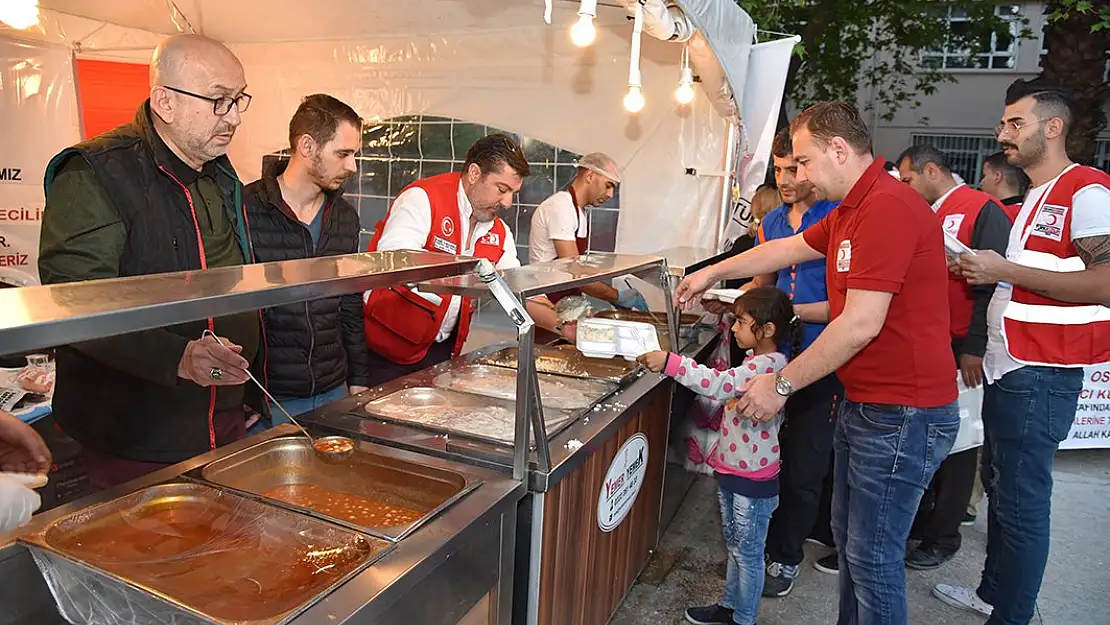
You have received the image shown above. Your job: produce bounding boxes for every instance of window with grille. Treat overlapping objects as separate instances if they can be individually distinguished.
[921,4,1022,70]
[1096,140,1110,173]
[263,115,619,264]
[910,134,1000,183]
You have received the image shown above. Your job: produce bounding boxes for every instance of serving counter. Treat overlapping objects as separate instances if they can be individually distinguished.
[0,250,528,625]
[296,252,725,625]
[2,427,523,625]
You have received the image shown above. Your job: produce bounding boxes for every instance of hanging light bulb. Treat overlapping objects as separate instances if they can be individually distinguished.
[623,85,646,113]
[570,0,598,47]
[675,46,695,105]
[623,2,645,114]
[0,0,40,30]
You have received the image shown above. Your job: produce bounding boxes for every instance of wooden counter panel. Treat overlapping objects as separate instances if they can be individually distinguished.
[537,384,670,625]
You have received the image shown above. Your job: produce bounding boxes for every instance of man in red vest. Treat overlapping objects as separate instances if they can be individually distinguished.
[896,144,1012,570]
[933,78,1110,625]
[362,134,568,386]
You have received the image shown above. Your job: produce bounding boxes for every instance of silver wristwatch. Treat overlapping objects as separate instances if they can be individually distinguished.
[775,373,795,397]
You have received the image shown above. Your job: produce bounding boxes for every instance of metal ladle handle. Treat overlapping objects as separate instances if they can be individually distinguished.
[200,329,313,442]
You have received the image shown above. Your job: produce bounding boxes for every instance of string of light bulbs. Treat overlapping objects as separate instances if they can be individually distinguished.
[622,1,645,113]
[675,44,694,105]
[570,0,598,47]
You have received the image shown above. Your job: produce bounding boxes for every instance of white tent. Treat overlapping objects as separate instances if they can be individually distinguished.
[2,0,793,258]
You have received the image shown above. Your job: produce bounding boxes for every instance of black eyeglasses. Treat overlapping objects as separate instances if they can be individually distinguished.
[162,85,252,116]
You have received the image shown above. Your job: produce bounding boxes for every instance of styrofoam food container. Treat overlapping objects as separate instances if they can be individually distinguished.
[576,318,661,361]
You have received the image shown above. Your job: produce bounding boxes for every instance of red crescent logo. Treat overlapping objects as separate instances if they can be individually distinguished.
[441,217,455,237]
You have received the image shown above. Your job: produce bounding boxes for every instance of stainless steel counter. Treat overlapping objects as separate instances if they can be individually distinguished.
[0,425,525,625]
[420,252,667,300]
[301,327,722,493]
[0,250,476,356]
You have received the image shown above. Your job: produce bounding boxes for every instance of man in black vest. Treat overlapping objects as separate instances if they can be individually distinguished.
[38,34,258,488]
[242,94,370,429]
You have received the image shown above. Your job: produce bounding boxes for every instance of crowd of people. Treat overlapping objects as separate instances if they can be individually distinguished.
[0,28,1105,625]
[637,77,1109,625]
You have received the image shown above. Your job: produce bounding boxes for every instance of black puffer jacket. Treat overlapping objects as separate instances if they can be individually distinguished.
[243,160,370,398]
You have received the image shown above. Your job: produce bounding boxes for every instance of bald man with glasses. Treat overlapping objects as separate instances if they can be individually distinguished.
[38,34,260,489]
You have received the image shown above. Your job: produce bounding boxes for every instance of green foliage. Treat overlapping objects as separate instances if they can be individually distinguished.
[1047,0,1110,32]
[738,1,1031,122]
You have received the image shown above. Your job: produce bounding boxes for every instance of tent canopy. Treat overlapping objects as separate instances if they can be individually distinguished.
[20,0,761,253]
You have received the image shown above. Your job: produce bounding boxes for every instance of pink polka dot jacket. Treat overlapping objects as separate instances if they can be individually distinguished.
[663,351,788,482]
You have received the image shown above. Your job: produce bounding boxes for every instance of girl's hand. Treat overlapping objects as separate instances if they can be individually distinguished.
[636,351,668,373]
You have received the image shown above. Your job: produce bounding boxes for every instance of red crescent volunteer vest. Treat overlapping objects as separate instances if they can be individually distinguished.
[364,173,508,364]
[937,185,1006,339]
[1003,165,1110,367]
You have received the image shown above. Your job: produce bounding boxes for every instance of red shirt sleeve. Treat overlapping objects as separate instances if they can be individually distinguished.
[845,193,918,294]
[802,209,833,254]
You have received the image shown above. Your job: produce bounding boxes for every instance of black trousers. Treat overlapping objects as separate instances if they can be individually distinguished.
[765,373,843,566]
[910,446,979,552]
[910,340,980,553]
[364,334,457,387]
[810,452,835,548]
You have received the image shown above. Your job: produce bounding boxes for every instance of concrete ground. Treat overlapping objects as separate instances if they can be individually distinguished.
[612,449,1110,625]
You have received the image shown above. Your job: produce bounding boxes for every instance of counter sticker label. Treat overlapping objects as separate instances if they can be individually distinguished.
[598,432,649,533]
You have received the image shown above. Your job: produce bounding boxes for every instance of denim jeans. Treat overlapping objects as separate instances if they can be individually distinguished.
[718,488,778,625]
[248,384,348,434]
[832,400,959,625]
[977,366,1083,625]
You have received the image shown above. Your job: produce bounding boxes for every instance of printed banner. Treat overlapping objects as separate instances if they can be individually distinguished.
[721,36,796,252]
[0,35,81,286]
[1060,366,1110,450]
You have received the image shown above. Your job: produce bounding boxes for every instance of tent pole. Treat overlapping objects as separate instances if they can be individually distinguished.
[716,122,738,251]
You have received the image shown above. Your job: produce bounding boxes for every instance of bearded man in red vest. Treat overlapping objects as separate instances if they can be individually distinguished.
[896,144,1012,570]
[362,134,568,386]
[933,78,1110,625]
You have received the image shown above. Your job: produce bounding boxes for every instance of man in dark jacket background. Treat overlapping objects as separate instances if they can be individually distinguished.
[243,94,370,428]
[38,34,257,488]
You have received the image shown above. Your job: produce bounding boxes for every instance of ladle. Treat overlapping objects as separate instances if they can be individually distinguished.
[201,330,356,463]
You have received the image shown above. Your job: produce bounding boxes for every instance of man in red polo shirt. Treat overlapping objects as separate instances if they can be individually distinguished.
[677,101,959,625]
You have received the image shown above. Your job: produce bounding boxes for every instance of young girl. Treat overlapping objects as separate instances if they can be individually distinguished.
[638,287,801,625]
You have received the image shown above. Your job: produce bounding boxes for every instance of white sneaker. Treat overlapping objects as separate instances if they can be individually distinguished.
[932,583,993,617]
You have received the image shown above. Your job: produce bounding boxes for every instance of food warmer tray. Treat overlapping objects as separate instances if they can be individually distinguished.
[197,436,481,541]
[20,482,390,625]
[432,364,617,411]
[361,386,578,447]
[476,345,641,384]
[594,310,703,327]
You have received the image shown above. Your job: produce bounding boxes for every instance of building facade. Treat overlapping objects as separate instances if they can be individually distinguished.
[862,2,1109,181]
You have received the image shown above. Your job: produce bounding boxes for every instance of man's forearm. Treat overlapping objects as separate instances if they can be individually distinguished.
[583,282,619,302]
[794,301,830,324]
[707,235,818,283]
[779,315,873,390]
[525,299,563,335]
[1004,264,1110,306]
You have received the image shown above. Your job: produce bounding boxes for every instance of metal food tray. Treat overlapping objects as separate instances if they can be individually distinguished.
[432,364,617,411]
[20,482,390,625]
[198,436,480,541]
[595,310,702,327]
[361,387,578,446]
[477,345,640,384]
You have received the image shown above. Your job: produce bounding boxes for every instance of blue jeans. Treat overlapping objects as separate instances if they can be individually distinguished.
[718,488,778,625]
[977,366,1083,625]
[832,400,959,625]
[248,384,348,434]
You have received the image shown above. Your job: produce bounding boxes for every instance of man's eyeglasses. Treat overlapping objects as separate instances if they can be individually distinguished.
[994,118,1048,137]
[162,85,252,116]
